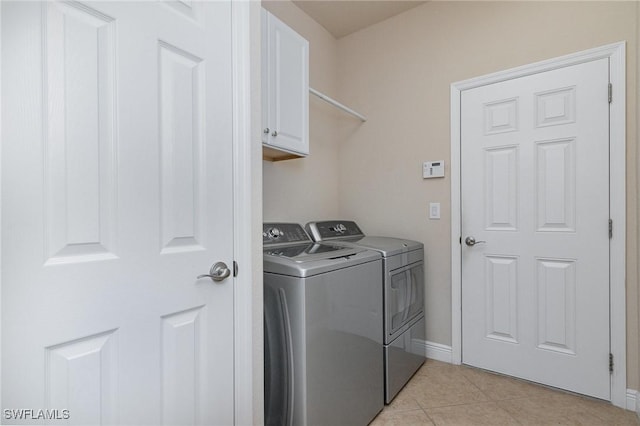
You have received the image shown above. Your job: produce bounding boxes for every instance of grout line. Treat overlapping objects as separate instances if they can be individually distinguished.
[490,401,523,425]
[419,406,436,425]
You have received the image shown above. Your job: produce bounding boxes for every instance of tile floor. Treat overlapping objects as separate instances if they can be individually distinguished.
[371,360,639,426]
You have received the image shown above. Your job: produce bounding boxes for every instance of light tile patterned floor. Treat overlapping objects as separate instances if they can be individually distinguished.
[371,360,639,426]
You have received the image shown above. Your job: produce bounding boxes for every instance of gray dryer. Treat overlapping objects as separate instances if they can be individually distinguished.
[306,220,426,404]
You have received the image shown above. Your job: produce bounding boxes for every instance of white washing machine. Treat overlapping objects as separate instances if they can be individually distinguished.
[263,223,384,426]
[306,220,426,404]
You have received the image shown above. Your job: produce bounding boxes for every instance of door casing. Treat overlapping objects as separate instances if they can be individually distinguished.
[231,1,262,423]
[0,1,261,423]
[450,42,626,408]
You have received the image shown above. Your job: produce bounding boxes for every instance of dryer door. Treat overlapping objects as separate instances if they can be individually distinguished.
[386,261,424,343]
[407,262,425,322]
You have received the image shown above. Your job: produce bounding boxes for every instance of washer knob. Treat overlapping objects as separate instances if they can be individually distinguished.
[336,223,347,233]
[268,228,282,239]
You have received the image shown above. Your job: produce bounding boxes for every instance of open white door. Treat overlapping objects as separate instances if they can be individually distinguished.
[461,58,611,400]
[2,1,235,424]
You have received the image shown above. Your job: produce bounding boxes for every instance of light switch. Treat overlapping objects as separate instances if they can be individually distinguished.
[429,202,441,219]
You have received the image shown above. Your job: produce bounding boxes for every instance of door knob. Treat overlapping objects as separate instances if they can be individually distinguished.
[197,262,231,282]
[465,236,486,247]
[271,130,278,137]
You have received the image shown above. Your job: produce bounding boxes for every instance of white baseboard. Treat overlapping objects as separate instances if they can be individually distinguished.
[415,340,453,364]
[626,389,638,412]
[620,389,640,413]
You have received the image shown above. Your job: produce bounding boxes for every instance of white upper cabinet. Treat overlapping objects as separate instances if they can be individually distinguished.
[262,8,309,160]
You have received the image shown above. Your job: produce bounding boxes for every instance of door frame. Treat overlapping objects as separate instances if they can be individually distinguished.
[450,42,626,408]
[231,0,261,424]
[0,1,260,422]
[0,0,4,409]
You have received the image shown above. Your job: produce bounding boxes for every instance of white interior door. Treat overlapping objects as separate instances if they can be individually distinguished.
[461,58,610,400]
[2,1,234,424]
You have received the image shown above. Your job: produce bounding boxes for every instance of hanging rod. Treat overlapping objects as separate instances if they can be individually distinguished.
[309,87,367,122]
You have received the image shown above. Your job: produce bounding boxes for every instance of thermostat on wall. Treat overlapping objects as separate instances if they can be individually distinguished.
[423,160,445,178]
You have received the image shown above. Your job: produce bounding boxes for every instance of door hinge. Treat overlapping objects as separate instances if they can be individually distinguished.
[233,260,238,277]
[609,353,614,373]
[609,219,613,239]
[608,83,613,104]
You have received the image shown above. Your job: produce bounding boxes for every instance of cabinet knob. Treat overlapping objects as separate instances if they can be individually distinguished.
[263,128,269,134]
[271,130,278,137]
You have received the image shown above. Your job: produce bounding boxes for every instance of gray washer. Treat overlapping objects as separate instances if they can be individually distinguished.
[306,220,426,404]
[263,223,384,426]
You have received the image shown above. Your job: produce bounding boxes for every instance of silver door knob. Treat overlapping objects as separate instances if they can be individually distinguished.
[271,130,278,137]
[465,236,486,247]
[263,128,269,134]
[197,262,231,282]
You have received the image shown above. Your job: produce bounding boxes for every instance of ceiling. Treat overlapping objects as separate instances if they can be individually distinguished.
[291,1,428,39]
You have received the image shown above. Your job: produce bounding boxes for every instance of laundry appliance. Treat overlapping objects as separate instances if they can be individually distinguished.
[305,220,426,404]
[263,223,384,426]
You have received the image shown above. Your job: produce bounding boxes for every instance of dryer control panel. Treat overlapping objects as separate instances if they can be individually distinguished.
[263,223,311,246]
[306,220,364,241]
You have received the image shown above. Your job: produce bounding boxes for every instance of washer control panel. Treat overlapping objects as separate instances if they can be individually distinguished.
[263,223,311,246]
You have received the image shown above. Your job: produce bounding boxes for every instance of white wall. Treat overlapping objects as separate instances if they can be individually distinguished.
[336,0,638,388]
[260,0,640,391]
[262,1,342,224]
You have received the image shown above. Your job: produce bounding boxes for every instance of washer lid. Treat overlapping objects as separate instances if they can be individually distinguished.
[264,242,361,262]
[263,243,380,278]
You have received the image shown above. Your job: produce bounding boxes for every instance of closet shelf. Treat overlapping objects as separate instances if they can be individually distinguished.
[309,87,367,122]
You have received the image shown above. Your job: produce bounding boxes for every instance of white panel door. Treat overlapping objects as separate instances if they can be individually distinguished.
[461,58,610,399]
[2,1,234,424]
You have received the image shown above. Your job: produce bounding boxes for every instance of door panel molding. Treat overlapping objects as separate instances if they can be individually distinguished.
[451,42,626,407]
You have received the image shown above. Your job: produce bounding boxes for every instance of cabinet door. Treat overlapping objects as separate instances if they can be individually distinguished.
[264,10,309,156]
